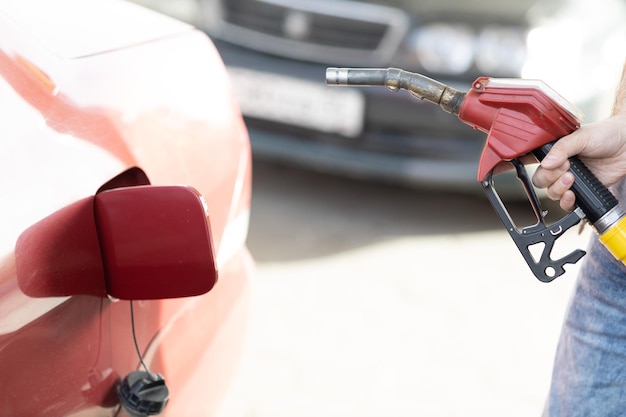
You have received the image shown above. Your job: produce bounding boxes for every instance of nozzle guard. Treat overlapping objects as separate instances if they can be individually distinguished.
[483,158,586,282]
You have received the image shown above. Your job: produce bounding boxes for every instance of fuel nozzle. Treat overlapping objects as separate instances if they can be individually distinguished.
[325,67,466,115]
[325,66,626,281]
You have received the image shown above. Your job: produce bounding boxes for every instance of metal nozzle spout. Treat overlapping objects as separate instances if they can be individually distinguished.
[325,68,350,86]
[325,67,465,115]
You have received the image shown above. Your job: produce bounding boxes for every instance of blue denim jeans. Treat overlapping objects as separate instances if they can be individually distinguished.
[543,235,626,416]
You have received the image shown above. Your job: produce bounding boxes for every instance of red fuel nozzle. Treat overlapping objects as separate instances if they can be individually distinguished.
[325,66,626,282]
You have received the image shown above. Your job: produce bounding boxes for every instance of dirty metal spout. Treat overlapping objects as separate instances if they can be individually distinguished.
[325,67,466,115]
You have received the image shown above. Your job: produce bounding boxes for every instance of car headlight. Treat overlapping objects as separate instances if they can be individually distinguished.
[408,23,527,77]
[411,23,475,75]
[475,26,527,76]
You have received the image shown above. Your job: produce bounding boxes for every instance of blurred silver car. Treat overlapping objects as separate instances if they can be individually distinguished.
[137,0,626,196]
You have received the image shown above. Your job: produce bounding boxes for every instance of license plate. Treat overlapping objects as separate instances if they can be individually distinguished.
[227,67,365,137]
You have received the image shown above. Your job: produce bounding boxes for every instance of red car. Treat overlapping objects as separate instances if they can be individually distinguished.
[0,0,254,416]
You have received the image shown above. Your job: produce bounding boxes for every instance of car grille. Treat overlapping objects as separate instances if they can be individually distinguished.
[213,0,409,66]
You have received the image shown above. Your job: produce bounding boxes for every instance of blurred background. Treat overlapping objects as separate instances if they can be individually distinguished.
[133,0,626,196]
[131,0,625,415]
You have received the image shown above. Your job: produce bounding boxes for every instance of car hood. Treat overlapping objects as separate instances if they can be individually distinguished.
[0,0,192,59]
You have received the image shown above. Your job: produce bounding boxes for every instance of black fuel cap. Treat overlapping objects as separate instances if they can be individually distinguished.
[118,370,169,417]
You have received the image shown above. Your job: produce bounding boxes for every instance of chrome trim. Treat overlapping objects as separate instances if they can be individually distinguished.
[210,0,410,66]
[594,205,625,234]
[325,67,349,85]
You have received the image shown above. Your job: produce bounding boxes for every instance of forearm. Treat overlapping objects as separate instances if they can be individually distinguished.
[612,62,626,116]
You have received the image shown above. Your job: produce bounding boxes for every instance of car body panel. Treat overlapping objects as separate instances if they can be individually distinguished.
[0,0,253,415]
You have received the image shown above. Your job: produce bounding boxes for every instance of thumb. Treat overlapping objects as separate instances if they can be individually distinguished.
[540,129,588,169]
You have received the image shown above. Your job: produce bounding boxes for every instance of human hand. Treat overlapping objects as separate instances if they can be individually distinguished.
[532,114,626,211]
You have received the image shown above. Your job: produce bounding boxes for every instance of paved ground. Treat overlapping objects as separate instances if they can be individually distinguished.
[218,161,591,417]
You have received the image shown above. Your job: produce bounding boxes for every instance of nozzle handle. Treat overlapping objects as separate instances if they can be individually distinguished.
[533,142,626,267]
[533,143,622,229]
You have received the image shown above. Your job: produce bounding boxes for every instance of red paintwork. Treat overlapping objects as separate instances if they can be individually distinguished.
[0,1,253,416]
[458,77,580,181]
[15,195,108,298]
[15,185,219,301]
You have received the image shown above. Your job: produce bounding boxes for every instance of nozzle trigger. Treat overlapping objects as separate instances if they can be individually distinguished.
[482,159,586,282]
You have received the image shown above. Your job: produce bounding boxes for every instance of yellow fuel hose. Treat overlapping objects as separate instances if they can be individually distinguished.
[599,215,626,265]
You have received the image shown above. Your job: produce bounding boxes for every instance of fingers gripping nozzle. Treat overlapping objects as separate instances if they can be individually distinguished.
[534,144,626,272]
[325,67,465,115]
